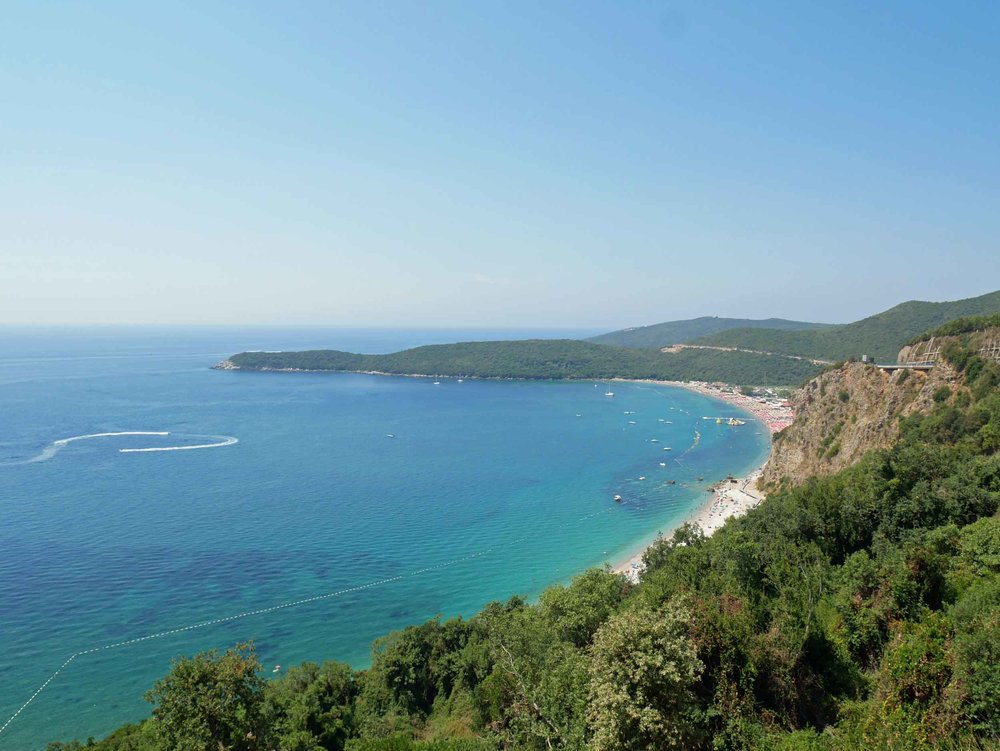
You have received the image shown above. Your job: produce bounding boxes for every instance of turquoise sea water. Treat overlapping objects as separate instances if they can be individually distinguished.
[0,327,770,749]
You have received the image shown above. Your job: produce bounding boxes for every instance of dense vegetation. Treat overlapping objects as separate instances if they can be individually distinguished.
[224,339,820,386]
[586,318,830,350]
[690,289,1000,362]
[907,313,1000,344]
[54,339,1000,750]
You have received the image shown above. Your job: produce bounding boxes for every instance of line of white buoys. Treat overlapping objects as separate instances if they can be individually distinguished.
[0,504,619,739]
[119,435,239,453]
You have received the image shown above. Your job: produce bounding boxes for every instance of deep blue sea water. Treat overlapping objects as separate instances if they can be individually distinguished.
[0,327,770,749]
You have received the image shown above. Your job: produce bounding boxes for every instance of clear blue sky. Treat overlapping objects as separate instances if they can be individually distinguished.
[2,1,998,328]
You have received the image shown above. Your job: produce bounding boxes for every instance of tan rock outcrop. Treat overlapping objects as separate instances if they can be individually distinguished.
[761,359,959,488]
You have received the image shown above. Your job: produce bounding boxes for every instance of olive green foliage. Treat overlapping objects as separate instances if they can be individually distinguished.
[818,422,843,459]
[906,312,1000,343]
[59,340,1000,751]
[47,723,156,751]
[145,642,269,751]
[537,569,628,648]
[227,339,820,386]
[933,385,952,403]
[691,289,1000,361]
[346,738,495,751]
[267,661,358,751]
[587,603,703,750]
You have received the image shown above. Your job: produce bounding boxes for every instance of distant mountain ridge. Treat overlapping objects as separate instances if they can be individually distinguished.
[216,292,1000,388]
[691,289,1000,362]
[587,316,831,349]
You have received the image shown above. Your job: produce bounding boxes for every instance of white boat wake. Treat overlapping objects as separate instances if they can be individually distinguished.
[7,431,237,464]
[119,435,239,453]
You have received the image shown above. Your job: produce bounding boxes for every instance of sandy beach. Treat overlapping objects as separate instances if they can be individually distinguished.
[614,378,795,432]
[611,379,792,582]
[612,468,766,581]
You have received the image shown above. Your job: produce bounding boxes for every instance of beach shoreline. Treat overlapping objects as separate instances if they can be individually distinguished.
[610,379,793,582]
[613,378,795,432]
[611,467,767,581]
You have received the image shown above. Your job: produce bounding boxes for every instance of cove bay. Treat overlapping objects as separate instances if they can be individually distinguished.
[0,327,768,747]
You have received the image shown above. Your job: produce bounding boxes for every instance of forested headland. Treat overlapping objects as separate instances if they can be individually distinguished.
[217,339,821,387]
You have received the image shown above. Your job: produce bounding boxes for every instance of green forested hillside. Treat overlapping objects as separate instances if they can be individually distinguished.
[691,289,1000,362]
[586,317,830,350]
[55,338,1000,751]
[223,339,820,386]
[908,312,1000,343]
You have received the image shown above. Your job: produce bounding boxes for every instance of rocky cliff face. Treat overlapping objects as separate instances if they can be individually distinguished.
[761,358,961,488]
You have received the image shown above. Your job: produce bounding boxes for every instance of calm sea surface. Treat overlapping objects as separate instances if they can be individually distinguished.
[0,327,770,748]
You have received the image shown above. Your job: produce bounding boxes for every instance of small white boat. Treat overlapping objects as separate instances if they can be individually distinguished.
[638,476,646,481]
[613,494,623,503]
[659,462,667,466]
[650,438,659,443]
[663,447,672,451]
[628,420,637,425]
[605,390,614,397]
[386,434,395,439]
[433,381,441,385]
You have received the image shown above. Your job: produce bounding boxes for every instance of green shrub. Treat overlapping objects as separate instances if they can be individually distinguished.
[346,738,496,751]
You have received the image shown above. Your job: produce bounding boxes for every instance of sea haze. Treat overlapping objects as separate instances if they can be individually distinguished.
[0,327,769,748]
